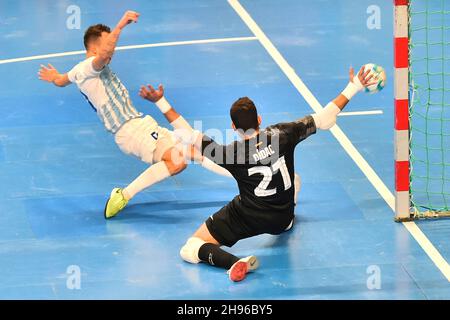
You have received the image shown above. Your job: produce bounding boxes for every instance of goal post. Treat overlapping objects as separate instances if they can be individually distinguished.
[394,0,410,221]
[394,0,450,221]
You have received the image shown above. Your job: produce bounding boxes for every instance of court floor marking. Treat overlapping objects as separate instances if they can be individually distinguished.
[1,5,446,283]
[0,36,257,65]
[339,110,383,116]
[228,0,450,282]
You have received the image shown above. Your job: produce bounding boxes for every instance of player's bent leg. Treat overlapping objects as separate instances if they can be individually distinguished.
[180,237,205,264]
[106,121,170,219]
[161,146,187,176]
[181,223,259,282]
[105,161,172,219]
[107,132,176,219]
[179,223,221,264]
[192,222,221,245]
[120,131,184,204]
[104,188,129,219]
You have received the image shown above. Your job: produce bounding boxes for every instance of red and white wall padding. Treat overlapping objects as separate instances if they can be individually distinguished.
[394,0,410,221]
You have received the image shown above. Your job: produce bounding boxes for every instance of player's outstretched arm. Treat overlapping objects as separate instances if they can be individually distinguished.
[312,66,375,130]
[139,84,182,123]
[38,63,71,87]
[139,84,233,177]
[92,10,140,71]
[139,84,204,149]
[336,66,375,110]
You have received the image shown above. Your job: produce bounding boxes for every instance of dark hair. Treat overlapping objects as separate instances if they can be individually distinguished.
[83,24,111,50]
[230,97,259,132]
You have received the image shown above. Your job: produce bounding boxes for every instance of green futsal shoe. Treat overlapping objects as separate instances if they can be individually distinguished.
[104,188,128,219]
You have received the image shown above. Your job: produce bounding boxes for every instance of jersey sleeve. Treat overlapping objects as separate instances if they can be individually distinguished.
[201,135,236,171]
[67,57,102,83]
[269,115,317,146]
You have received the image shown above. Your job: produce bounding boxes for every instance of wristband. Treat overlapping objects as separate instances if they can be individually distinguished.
[155,97,172,113]
[342,76,364,100]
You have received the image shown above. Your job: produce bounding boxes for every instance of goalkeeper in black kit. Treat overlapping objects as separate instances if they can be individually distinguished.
[139,66,375,282]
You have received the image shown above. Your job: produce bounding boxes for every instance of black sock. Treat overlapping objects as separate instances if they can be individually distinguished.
[198,243,239,269]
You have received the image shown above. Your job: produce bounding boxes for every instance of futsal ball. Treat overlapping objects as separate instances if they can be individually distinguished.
[362,63,386,94]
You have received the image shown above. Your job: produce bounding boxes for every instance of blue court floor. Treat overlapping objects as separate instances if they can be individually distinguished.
[0,0,449,299]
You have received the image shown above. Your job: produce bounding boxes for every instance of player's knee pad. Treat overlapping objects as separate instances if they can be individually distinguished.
[180,237,206,264]
[311,102,340,130]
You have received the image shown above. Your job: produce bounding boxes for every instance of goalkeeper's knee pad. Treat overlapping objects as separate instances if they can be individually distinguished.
[180,237,206,264]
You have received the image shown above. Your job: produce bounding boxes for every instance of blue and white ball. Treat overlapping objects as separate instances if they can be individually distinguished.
[363,63,386,94]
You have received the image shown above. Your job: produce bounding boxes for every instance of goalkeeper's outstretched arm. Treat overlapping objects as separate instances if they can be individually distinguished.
[137,65,376,142]
[311,66,375,130]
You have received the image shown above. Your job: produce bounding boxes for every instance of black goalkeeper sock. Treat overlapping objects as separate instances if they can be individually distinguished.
[198,243,240,269]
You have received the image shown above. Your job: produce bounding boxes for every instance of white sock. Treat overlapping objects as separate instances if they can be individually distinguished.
[201,157,232,178]
[123,161,171,200]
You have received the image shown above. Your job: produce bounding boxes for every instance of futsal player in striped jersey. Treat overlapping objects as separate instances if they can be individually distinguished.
[38,11,231,218]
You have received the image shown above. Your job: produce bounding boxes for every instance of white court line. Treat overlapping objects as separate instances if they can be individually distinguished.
[228,0,450,282]
[0,36,257,65]
[339,110,383,116]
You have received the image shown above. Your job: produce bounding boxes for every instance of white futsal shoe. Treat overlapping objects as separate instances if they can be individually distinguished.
[228,255,259,282]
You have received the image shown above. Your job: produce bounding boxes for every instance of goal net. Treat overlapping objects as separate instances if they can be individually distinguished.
[395,0,450,221]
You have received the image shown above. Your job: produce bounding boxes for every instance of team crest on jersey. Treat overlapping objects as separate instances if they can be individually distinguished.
[151,131,158,140]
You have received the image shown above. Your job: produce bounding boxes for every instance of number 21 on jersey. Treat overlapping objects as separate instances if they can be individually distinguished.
[248,156,291,197]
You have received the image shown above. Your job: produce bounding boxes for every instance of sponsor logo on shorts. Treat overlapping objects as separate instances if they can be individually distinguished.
[151,131,158,140]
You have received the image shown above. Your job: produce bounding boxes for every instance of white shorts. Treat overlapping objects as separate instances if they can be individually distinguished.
[114,116,176,164]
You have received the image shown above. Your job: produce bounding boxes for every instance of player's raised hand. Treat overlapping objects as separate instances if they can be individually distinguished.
[38,63,59,83]
[139,84,164,103]
[117,11,140,30]
[349,66,376,88]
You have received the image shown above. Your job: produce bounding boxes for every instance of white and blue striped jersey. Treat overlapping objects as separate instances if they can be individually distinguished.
[68,56,146,133]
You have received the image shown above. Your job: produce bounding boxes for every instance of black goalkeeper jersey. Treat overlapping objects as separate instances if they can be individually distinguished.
[201,115,316,214]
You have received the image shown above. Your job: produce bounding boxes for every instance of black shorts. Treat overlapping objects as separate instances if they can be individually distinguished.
[205,196,294,247]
